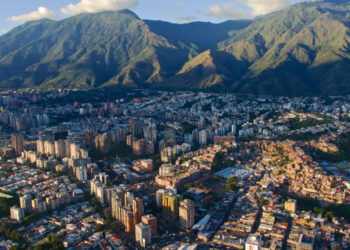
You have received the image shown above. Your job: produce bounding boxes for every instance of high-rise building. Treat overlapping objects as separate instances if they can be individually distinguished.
[44,140,55,156]
[192,129,199,144]
[135,222,152,248]
[32,198,47,213]
[126,135,136,146]
[130,120,143,137]
[133,197,144,224]
[133,139,146,156]
[145,140,155,155]
[232,120,237,135]
[198,117,206,130]
[284,199,297,214]
[45,196,60,210]
[95,133,111,154]
[90,177,106,204]
[142,214,157,234]
[54,140,67,159]
[179,199,195,230]
[199,130,208,146]
[125,210,135,233]
[111,195,122,221]
[76,166,88,181]
[124,192,134,207]
[162,193,180,220]
[36,139,45,154]
[10,206,24,222]
[19,194,32,213]
[11,133,24,155]
[144,124,157,143]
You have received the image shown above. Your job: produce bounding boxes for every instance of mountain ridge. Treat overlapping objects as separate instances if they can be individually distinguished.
[0,0,350,95]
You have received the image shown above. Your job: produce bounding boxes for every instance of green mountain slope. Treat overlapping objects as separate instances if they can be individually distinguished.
[145,20,252,51]
[219,0,350,95]
[161,50,249,90]
[0,0,350,95]
[0,10,189,89]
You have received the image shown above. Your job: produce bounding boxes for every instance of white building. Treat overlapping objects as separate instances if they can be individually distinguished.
[135,222,152,247]
[76,166,87,181]
[144,124,157,143]
[19,194,32,213]
[10,206,24,222]
[199,130,208,146]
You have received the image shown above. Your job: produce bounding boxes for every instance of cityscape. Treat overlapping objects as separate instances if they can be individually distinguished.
[0,89,350,249]
[1,1,350,249]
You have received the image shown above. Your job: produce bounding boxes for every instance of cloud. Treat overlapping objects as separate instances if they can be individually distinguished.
[61,0,138,15]
[202,0,310,20]
[245,0,290,16]
[202,3,251,20]
[8,6,58,22]
[175,16,199,24]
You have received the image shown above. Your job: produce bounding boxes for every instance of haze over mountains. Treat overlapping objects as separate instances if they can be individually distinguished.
[0,0,350,95]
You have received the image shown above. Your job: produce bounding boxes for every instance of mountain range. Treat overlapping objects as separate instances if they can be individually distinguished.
[0,0,350,95]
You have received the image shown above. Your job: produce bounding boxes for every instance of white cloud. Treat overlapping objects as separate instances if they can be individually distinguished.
[8,6,58,22]
[245,0,290,16]
[61,0,138,15]
[202,3,251,20]
[202,0,311,20]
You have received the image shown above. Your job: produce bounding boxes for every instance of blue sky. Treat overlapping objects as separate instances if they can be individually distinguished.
[1,0,311,34]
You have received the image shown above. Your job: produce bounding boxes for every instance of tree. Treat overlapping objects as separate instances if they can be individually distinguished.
[259,198,268,207]
[226,177,239,191]
[211,151,225,173]
[35,235,64,250]
[0,196,18,218]
[104,208,112,221]
[313,207,325,214]
[10,230,22,242]
[325,211,334,220]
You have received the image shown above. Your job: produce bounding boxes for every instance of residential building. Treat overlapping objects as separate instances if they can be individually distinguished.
[135,222,152,247]
[142,214,157,234]
[144,124,157,143]
[19,194,32,213]
[162,193,180,220]
[133,197,144,224]
[10,206,24,222]
[179,199,195,230]
[11,133,24,155]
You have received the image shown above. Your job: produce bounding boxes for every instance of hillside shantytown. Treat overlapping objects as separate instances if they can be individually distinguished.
[0,89,350,249]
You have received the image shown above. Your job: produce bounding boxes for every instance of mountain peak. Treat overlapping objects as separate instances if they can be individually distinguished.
[0,0,350,95]
[77,9,140,20]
